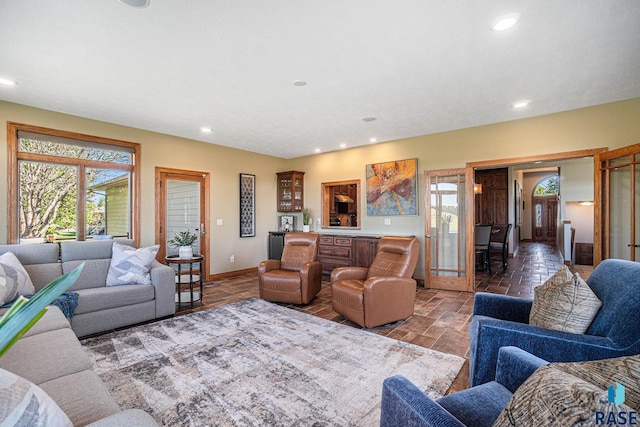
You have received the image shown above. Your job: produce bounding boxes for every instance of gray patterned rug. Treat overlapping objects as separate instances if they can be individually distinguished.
[81,298,464,426]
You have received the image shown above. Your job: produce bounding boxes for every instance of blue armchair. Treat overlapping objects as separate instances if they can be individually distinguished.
[380,346,547,427]
[469,258,640,387]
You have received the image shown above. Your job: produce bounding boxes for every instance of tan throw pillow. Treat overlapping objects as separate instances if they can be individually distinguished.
[529,266,602,334]
[493,362,636,427]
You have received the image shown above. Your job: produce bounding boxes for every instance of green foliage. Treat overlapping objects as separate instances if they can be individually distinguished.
[0,263,84,358]
[168,230,199,247]
[302,208,311,225]
[534,176,559,196]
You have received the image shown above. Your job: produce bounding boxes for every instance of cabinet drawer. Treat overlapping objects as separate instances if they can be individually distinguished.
[334,237,353,246]
[319,236,335,245]
[319,246,351,258]
[319,258,352,273]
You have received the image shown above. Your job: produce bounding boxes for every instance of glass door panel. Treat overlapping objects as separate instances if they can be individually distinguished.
[425,169,470,291]
[166,179,201,256]
[609,165,631,259]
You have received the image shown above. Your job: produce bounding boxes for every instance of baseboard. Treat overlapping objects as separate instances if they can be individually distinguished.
[207,267,257,282]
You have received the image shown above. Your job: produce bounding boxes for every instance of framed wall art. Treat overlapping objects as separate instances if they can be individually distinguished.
[239,173,255,237]
[366,158,418,216]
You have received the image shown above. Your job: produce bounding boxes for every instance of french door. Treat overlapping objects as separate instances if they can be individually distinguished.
[424,168,473,291]
[155,168,210,277]
[596,143,640,263]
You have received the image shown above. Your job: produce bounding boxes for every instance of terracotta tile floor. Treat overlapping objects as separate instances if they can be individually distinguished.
[177,241,593,394]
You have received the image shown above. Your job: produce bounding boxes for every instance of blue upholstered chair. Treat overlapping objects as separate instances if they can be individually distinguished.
[469,258,640,387]
[380,346,547,427]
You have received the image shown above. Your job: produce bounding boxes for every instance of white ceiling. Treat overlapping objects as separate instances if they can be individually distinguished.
[1,1,639,159]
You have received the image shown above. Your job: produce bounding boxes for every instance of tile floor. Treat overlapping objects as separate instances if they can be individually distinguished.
[177,241,593,394]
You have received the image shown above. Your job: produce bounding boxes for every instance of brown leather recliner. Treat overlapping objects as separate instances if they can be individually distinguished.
[258,232,322,304]
[331,236,419,328]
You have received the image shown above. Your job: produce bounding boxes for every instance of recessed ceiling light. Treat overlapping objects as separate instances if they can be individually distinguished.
[200,127,212,133]
[491,13,521,31]
[293,80,307,87]
[369,137,377,143]
[314,148,321,153]
[513,100,531,109]
[119,0,150,7]
[362,117,376,122]
[0,78,17,86]
[339,143,347,149]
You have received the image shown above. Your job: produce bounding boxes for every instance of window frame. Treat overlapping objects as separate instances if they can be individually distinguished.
[7,122,141,244]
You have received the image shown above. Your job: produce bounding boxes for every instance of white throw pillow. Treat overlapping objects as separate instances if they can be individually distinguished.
[0,276,19,306]
[0,367,72,427]
[106,242,160,286]
[0,252,35,296]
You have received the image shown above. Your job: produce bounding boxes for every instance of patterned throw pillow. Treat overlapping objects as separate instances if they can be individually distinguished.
[529,266,602,334]
[494,355,640,426]
[0,275,19,306]
[0,252,35,296]
[0,367,72,426]
[106,242,160,286]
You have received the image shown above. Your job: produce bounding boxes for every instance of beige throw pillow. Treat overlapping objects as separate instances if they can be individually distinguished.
[529,266,601,334]
[493,361,637,427]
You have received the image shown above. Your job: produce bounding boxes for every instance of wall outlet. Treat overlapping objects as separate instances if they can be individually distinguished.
[316,218,320,224]
[384,218,391,225]
[230,254,235,263]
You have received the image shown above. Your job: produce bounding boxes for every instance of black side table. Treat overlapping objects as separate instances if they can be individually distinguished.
[165,254,204,307]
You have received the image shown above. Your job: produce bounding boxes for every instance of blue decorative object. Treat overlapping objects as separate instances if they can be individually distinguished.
[51,291,79,318]
[469,258,640,387]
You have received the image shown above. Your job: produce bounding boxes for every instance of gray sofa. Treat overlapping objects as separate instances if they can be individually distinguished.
[0,240,176,425]
[0,239,176,337]
[1,306,159,426]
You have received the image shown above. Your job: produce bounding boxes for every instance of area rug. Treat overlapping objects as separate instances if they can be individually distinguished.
[81,298,464,426]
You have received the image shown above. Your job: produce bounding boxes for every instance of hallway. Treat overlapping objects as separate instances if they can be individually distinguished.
[182,241,592,392]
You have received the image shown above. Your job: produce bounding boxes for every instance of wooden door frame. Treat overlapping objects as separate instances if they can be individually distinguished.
[155,167,210,280]
[424,168,474,292]
[594,143,640,264]
[466,147,606,274]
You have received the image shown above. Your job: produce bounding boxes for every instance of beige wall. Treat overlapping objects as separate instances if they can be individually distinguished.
[2,97,640,278]
[0,101,287,275]
[291,98,640,278]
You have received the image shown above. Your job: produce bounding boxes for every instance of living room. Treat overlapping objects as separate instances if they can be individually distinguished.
[1,1,640,426]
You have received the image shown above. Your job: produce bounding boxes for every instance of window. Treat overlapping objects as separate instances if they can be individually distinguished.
[533,175,559,196]
[7,123,140,244]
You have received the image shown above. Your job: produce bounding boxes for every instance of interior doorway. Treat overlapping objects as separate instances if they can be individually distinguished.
[467,147,606,279]
[155,167,210,278]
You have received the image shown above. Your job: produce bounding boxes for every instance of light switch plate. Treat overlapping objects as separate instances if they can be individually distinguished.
[216,218,223,225]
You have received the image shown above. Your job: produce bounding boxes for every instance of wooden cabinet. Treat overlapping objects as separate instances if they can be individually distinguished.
[318,235,384,275]
[277,171,304,212]
[475,168,508,225]
[318,235,353,275]
[575,243,594,265]
[353,237,379,267]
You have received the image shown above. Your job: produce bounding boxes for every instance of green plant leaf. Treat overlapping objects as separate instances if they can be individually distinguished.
[0,262,85,358]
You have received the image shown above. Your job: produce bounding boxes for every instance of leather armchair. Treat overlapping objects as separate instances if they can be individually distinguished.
[258,232,322,304]
[331,236,419,328]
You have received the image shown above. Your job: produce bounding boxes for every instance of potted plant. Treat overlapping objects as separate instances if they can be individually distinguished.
[302,208,311,232]
[168,230,199,259]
